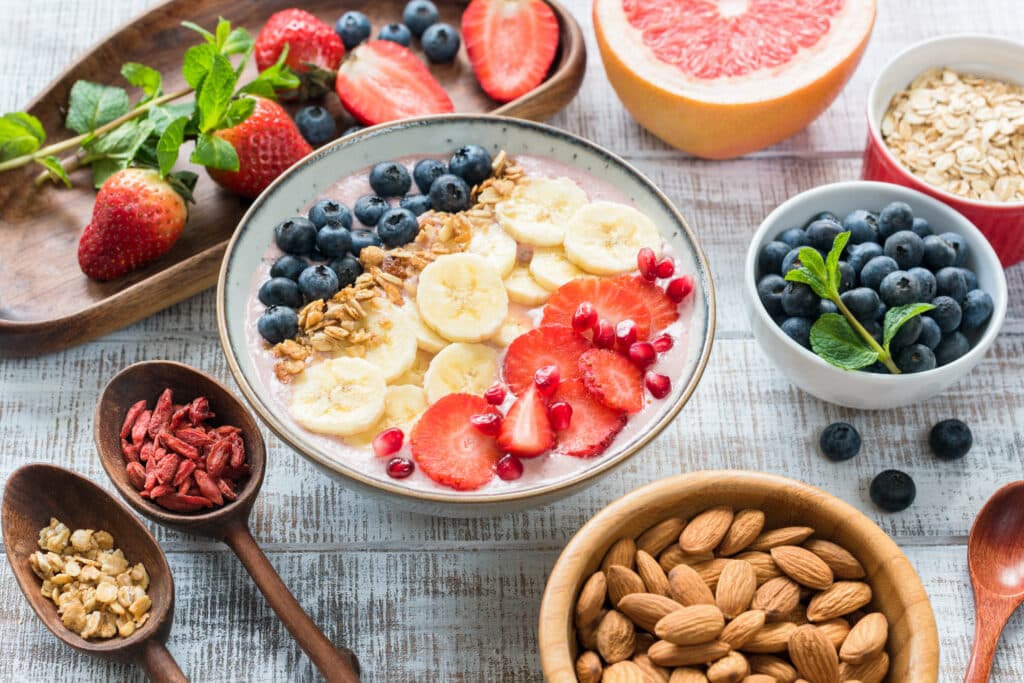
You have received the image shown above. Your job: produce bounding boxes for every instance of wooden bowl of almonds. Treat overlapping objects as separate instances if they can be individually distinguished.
[538,470,939,682]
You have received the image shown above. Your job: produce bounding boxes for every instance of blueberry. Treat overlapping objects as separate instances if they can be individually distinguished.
[758,241,791,277]
[270,255,307,281]
[297,265,340,302]
[876,302,887,320]
[400,194,433,216]
[864,362,888,374]
[870,470,916,512]
[342,125,364,137]
[378,22,412,46]
[879,270,921,307]
[929,419,973,460]
[429,173,471,212]
[847,242,883,276]
[922,234,957,270]
[377,208,420,247]
[859,256,898,291]
[908,267,937,301]
[842,209,879,244]
[805,211,841,228]
[805,219,843,253]
[402,0,439,37]
[778,227,807,248]
[780,317,812,348]
[939,232,968,266]
[274,217,317,256]
[354,195,388,226]
[935,266,967,303]
[413,158,448,194]
[889,315,922,350]
[883,230,924,269]
[820,422,861,462]
[781,282,819,318]
[878,201,914,239]
[308,248,329,262]
[422,23,461,63]
[257,306,299,344]
[328,254,363,289]
[448,145,492,185]
[308,199,352,230]
[369,161,412,197]
[918,316,942,350]
[819,299,838,316]
[935,331,970,366]
[961,289,994,331]
[350,229,382,255]
[896,343,936,373]
[911,216,933,237]
[960,267,979,291]
[927,296,962,333]
[335,11,371,49]
[756,274,787,318]
[837,261,855,293]
[258,277,303,308]
[316,224,353,257]
[840,287,880,322]
[294,106,336,146]
[781,248,804,274]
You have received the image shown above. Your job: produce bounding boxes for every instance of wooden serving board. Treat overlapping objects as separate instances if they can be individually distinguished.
[0,0,585,358]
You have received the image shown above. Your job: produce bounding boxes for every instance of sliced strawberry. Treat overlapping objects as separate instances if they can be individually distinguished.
[410,393,502,491]
[498,385,554,457]
[541,278,652,340]
[611,274,679,334]
[335,41,454,126]
[579,349,645,414]
[502,325,592,395]
[462,0,560,103]
[552,379,627,457]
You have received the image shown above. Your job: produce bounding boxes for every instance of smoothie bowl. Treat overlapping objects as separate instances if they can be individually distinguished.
[217,115,715,515]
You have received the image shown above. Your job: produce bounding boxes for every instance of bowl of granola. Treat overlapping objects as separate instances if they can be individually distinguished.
[216,114,715,515]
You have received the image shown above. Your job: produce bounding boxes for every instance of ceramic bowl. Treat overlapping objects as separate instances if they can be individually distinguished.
[862,34,1024,266]
[745,181,1006,410]
[217,114,715,516]
[538,470,939,681]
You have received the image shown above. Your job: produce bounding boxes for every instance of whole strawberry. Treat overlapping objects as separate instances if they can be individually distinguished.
[206,96,313,200]
[255,9,345,100]
[77,168,194,281]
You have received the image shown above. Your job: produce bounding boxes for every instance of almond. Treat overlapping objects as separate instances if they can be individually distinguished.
[620,593,686,632]
[655,605,726,645]
[749,654,798,682]
[575,650,603,683]
[648,640,731,667]
[576,571,607,627]
[637,549,672,596]
[609,565,648,606]
[715,559,757,618]
[602,660,649,683]
[717,509,766,556]
[743,676,778,683]
[770,546,834,590]
[839,612,887,664]
[739,622,797,654]
[806,582,872,622]
[638,517,686,556]
[578,609,606,650]
[668,668,708,683]
[802,539,866,580]
[661,546,716,573]
[604,537,638,572]
[706,650,749,683]
[752,576,800,617]
[735,551,783,585]
[694,559,731,591]
[633,652,671,682]
[669,564,716,606]
[770,605,808,625]
[838,651,889,683]
[788,625,839,683]
[748,527,815,552]
[598,610,638,664]
[719,609,766,649]
[816,618,850,650]
[680,506,735,554]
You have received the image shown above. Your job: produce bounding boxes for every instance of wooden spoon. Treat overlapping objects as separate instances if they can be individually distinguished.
[94,360,360,683]
[2,463,187,681]
[965,480,1024,682]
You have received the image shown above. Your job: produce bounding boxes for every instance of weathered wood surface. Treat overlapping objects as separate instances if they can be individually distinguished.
[2,0,1023,680]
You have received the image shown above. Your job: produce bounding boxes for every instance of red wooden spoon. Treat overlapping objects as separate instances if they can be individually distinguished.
[965,480,1024,681]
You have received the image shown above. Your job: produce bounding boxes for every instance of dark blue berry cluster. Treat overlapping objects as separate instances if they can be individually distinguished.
[335,3,460,63]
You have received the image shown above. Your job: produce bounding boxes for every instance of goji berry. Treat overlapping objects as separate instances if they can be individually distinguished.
[188,396,215,425]
[172,459,197,487]
[154,493,208,512]
[120,400,147,440]
[228,433,246,468]
[121,439,140,463]
[161,433,199,461]
[126,462,146,490]
[155,453,180,485]
[147,388,174,438]
[206,440,231,478]
[131,410,151,445]
[193,470,224,506]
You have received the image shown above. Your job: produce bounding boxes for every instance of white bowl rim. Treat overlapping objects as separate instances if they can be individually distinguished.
[866,32,1024,209]
[745,179,1008,384]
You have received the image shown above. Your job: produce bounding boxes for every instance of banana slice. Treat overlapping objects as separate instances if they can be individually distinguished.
[492,310,533,347]
[345,302,418,382]
[347,384,428,447]
[423,343,499,404]
[503,265,551,306]
[404,302,448,354]
[529,248,586,291]
[467,220,518,278]
[394,349,433,387]
[496,177,588,247]
[416,253,508,343]
[564,201,663,275]
[289,357,386,436]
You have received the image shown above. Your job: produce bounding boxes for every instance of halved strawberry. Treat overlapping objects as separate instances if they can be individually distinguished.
[462,0,560,103]
[410,393,502,491]
[579,349,644,414]
[551,379,627,457]
[502,325,592,395]
[335,41,454,126]
[498,385,554,457]
[611,274,679,334]
[541,278,653,340]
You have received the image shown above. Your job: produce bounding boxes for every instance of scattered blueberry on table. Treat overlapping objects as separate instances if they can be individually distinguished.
[334,11,371,49]
[294,106,336,147]
[930,419,973,460]
[422,23,461,63]
[870,469,916,512]
[820,422,861,461]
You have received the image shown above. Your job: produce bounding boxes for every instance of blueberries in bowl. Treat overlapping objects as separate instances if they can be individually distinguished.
[448,145,492,185]
[274,218,318,256]
[270,255,308,282]
[308,199,352,230]
[354,195,389,226]
[369,161,412,197]
[298,265,340,302]
[377,208,420,248]
[413,158,448,194]
[429,174,471,212]
[258,306,299,344]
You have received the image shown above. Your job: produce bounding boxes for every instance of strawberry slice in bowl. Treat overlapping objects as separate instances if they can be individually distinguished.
[410,393,503,491]
[542,278,653,340]
[502,325,593,396]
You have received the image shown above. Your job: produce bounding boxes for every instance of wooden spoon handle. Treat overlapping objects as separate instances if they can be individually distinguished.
[965,592,1020,682]
[138,639,188,683]
[223,520,361,683]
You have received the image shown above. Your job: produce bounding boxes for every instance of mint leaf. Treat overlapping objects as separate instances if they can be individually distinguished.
[222,97,255,129]
[785,247,832,299]
[222,27,253,57]
[826,231,851,292]
[798,247,828,284]
[182,20,216,44]
[215,17,231,49]
[810,313,879,371]
[148,102,196,135]
[197,53,238,132]
[65,81,131,134]
[191,132,238,171]
[183,43,217,90]
[156,117,188,177]
[84,118,154,157]
[36,156,71,188]
[883,303,937,350]
[0,112,45,160]
[121,63,163,100]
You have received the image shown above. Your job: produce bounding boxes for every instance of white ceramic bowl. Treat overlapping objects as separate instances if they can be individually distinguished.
[745,181,1007,409]
[217,115,715,516]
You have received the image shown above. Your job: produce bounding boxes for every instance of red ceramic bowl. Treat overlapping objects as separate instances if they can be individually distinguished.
[863,34,1024,267]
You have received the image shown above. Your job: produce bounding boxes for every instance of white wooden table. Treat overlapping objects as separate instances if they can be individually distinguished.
[1,1,1023,680]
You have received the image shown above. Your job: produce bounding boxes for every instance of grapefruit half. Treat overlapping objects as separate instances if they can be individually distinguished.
[593,0,876,158]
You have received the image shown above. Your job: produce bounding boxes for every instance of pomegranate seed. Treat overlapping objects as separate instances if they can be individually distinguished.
[484,383,507,406]
[534,364,560,396]
[496,454,524,481]
[386,457,414,479]
[572,302,598,333]
[593,319,615,349]
[628,342,657,369]
[548,401,573,430]
[637,247,657,281]
[666,276,695,303]
[470,412,502,436]
[655,258,675,279]
[615,319,638,352]
[372,427,404,458]
[651,333,674,353]
[645,372,672,399]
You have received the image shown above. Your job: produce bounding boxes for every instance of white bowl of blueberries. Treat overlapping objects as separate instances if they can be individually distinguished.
[745,181,1007,410]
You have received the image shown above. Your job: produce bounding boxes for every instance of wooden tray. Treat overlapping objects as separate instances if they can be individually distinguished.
[0,0,585,358]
